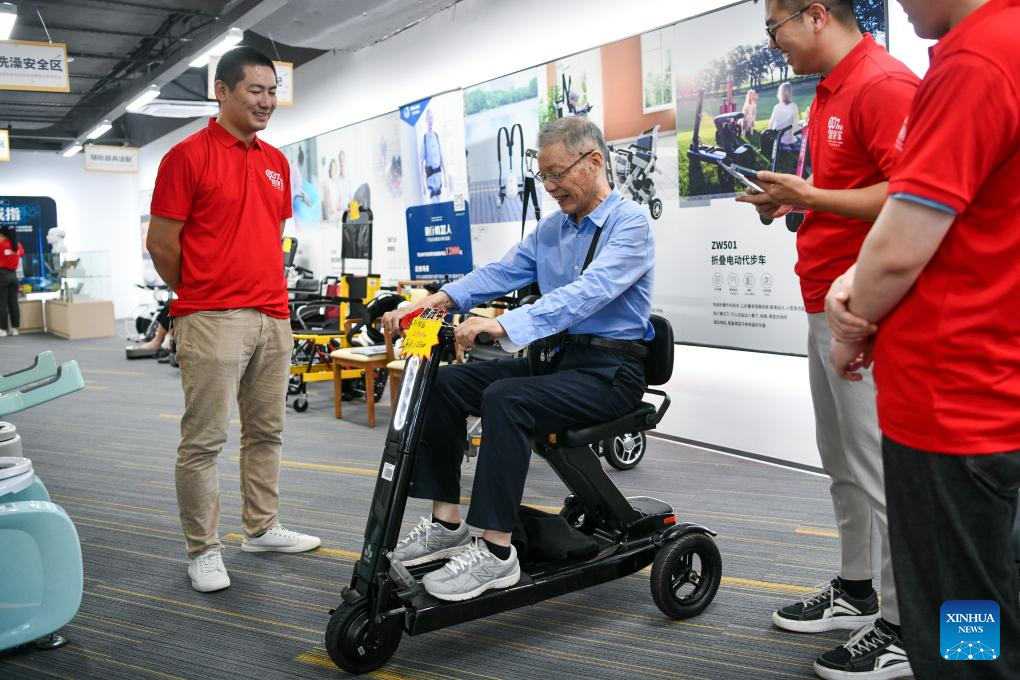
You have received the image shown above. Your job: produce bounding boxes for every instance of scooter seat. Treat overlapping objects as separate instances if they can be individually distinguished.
[551,402,657,449]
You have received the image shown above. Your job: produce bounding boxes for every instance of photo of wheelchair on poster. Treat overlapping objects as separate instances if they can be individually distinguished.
[672,0,886,203]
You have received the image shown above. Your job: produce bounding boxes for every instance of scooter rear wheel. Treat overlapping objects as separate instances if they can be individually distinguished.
[650,533,721,619]
[325,601,401,674]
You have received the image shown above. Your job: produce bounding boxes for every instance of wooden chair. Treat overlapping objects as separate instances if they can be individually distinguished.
[329,328,394,428]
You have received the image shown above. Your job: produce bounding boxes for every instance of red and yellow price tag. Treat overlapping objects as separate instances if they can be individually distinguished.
[400,307,444,360]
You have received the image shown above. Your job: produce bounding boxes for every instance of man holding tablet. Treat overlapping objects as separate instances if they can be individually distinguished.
[738,2,918,678]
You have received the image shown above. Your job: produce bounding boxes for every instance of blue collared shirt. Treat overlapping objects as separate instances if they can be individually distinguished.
[442,190,655,346]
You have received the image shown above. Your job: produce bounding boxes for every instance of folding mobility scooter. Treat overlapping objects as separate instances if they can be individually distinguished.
[324,309,722,673]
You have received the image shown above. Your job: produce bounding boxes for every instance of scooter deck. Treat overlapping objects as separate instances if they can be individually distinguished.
[400,535,659,635]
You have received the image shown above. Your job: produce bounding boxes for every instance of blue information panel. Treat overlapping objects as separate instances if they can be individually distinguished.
[0,196,57,291]
[405,200,473,281]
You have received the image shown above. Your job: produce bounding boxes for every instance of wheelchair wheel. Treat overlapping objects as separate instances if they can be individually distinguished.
[649,198,663,220]
[293,398,309,412]
[599,431,646,470]
[651,533,722,619]
[324,601,401,674]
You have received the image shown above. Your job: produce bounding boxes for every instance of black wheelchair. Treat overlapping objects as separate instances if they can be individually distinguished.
[325,311,721,673]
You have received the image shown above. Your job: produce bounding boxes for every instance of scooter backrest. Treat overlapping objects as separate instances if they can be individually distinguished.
[643,315,674,386]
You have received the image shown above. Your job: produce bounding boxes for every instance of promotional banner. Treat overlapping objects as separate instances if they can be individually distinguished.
[0,39,70,92]
[0,129,9,161]
[400,91,472,281]
[84,144,139,173]
[658,0,887,355]
[0,196,57,290]
[281,111,405,279]
[405,201,473,281]
[463,67,546,266]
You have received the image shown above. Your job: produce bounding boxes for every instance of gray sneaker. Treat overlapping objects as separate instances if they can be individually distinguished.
[422,537,521,602]
[391,515,471,567]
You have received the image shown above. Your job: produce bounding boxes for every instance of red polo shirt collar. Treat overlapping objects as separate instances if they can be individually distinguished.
[817,33,880,94]
[206,117,263,150]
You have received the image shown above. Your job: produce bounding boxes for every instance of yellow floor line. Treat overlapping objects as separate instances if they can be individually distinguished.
[226,455,378,476]
[65,621,143,644]
[75,611,164,635]
[223,533,360,559]
[82,368,145,376]
[52,493,168,515]
[297,648,505,680]
[297,653,411,679]
[722,576,817,593]
[795,527,838,538]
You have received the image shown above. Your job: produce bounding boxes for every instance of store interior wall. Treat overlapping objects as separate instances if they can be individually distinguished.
[0,152,143,317]
[4,0,934,470]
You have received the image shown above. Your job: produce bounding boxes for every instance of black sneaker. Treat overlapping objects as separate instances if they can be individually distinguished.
[813,619,912,680]
[773,578,879,632]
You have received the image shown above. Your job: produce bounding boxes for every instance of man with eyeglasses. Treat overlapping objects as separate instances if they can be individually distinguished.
[736,2,918,679]
[380,116,654,602]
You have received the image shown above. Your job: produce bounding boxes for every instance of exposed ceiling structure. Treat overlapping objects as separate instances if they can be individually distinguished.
[0,0,464,153]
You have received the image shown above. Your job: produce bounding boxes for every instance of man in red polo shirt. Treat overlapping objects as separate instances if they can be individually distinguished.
[147,46,319,593]
[827,0,1020,676]
[738,2,918,678]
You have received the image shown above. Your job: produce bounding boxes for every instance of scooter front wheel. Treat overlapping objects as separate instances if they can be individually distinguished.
[325,601,401,674]
[650,532,721,619]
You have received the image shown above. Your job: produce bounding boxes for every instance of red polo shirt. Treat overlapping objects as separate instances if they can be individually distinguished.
[151,118,292,318]
[795,35,919,312]
[874,0,1020,454]
[0,239,23,270]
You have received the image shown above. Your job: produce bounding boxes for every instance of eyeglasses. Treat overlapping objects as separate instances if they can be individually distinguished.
[534,150,594,184]
[765,3,826,43]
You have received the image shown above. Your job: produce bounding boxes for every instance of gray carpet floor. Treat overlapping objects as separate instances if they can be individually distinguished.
[0,331,868,680]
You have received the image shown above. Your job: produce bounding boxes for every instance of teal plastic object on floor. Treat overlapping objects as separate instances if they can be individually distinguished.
[0,500,83,652]
[2,474,50,503]
[0,362,85,418]
[0,352,58,393]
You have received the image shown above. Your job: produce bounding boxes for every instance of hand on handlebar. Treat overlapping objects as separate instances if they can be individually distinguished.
[455,317,506,351]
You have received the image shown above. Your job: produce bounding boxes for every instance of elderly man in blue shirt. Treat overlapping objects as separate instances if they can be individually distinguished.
[382,116,655,602]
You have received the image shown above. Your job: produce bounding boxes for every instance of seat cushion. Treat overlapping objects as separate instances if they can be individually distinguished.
[550,402,657,449]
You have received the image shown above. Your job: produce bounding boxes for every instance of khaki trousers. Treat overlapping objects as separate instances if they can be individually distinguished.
[174,309,292,558]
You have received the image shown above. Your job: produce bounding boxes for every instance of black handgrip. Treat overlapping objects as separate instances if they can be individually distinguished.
[475,332,495,346]
[760,216,774,226]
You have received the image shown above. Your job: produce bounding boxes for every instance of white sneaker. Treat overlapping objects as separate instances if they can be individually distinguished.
[8,328,17,336]
[0,329,7,337]
[188,550,230,592]
[241,524,321,553]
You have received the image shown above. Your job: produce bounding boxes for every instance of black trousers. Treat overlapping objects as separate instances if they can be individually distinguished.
[884,436,1020,679]
[409,345,646,533]
[0,268,19,331]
